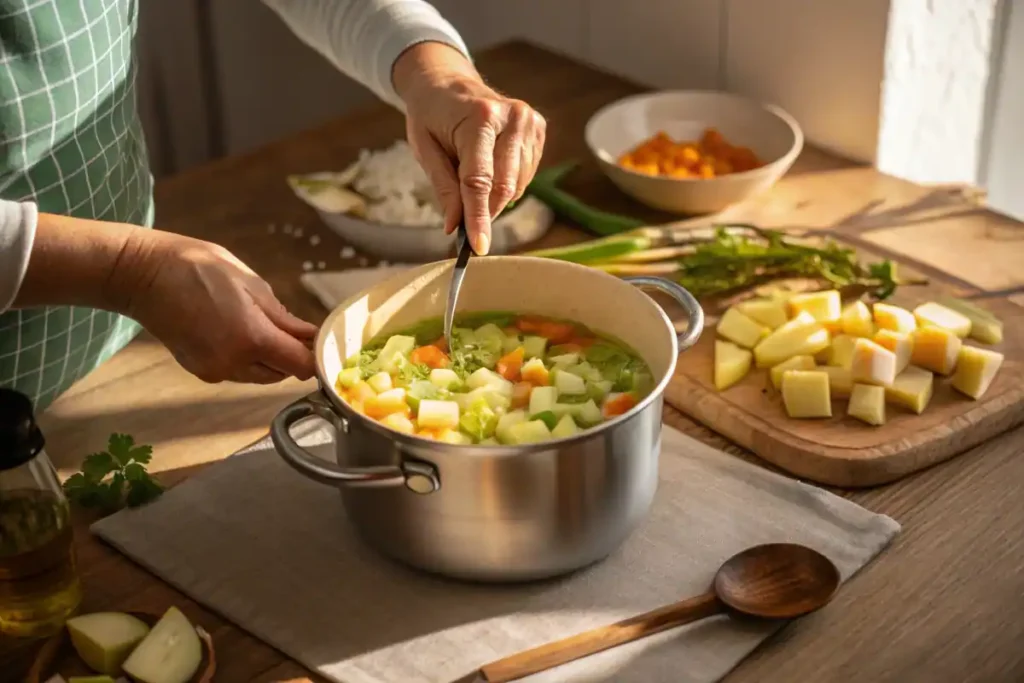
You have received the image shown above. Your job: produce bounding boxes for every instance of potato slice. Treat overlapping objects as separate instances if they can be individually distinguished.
[736,298,789,330]
[950,345,1004,400]
[717,307,770,349]
[121,607,202,683]
[840,300,874,337]
[769,355,816,390]
[850,338,898,386]
[910,327,962,375]
[753,312,830,368]
[66,612,150,676]
[913,301,972,338]
[714,340,752,390]
[873,302,917,334]
[781,370,832,418]
[787,290,841,323]
[937,297,1003,344]
[848,384,886,426]
[872,329,912,374]
[885,366,934,414]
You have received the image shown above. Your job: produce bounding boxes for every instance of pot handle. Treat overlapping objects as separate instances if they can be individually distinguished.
[622,276,705,352]
[270,392,440,494]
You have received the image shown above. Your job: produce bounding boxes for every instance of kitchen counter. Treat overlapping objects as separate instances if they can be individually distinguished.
[43,42,1024,682]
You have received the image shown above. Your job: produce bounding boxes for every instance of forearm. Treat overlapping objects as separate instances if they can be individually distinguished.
[262,0,472,111]
[5,209,138,313]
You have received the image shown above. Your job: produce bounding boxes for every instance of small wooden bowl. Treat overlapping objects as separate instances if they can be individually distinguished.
[28,610,216,683]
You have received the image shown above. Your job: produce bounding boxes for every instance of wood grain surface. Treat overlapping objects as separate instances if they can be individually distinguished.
[33,42,1024,683]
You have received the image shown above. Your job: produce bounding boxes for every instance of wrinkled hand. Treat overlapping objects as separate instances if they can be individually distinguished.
[397,44,547,255]
[115,230,318,384]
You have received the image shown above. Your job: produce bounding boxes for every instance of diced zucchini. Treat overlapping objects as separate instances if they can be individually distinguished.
[528,386,558,416]
[366,371,393,394]
[336,367,362,389]
[551,414,579,438]
[376,335,416,372]
[459,396,499,441]
[587,379,613,401]
[467,367,504,390]
[416,400,460,429]
[522,335,548,359]
[548,353,580,367]
[565,361,603,383]
[495,410,528,443]
[505,420,553,444]
[631,369,654,395]
[404,380,438,411]
[554,370,587,396]
[465,386,512,411]
[573,399,603,427]
[429,368,461,390]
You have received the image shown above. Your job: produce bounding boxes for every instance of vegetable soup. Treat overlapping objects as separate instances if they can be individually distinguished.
[336,312,655,445]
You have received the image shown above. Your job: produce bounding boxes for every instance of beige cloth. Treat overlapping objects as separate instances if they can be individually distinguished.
[92,418,899,683]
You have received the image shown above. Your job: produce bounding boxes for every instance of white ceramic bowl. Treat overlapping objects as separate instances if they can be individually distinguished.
[585,91,804,215]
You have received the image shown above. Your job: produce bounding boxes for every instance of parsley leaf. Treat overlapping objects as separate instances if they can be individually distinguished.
[63,433,163,512]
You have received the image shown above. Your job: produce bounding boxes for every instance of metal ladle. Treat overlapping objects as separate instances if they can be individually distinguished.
[444,222,476,352]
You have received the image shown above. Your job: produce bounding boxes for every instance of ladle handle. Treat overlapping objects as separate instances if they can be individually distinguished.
[478,592,724,682]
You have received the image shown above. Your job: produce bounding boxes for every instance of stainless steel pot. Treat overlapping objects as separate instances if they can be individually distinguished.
[271,257,704,582]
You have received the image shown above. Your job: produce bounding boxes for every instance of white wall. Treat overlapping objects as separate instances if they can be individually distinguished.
[981,0,1024,220]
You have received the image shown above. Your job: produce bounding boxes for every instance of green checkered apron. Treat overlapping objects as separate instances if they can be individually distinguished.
[0,0,154,412]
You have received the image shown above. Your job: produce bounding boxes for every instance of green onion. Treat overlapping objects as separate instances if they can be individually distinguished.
[526,161,645,236]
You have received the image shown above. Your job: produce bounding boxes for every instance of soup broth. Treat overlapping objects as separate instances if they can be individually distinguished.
[335,312,654,445]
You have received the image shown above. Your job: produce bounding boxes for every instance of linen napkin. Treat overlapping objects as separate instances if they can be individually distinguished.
[92,419,899,683]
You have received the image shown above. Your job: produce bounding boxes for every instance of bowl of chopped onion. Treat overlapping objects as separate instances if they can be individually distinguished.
[584,91,803,215]
[288,140,554,262]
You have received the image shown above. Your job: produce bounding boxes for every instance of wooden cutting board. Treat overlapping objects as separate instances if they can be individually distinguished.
[660,231,1024,488]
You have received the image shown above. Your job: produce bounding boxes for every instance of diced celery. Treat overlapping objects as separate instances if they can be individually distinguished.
[417,400,460,429]
[528,386,558,416]
[554,371,586,396]
[429,368,461,390]
[548,353,580,367]
[366,371,393,393]
[586,379,613,401]
[496,410,528,443]
[336,367,362,389]
[459,396,499,441]
[505,420,552,444]
[551,414,579,439]
[522,335,548,359]
[573,399,603,427]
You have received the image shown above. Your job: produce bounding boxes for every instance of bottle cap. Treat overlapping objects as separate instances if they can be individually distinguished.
[0,388,45,472]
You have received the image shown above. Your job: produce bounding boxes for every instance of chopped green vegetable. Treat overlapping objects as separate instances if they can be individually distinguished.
[63,434,163,511]
[459,396,499,441]
[526,161,646,236]
[531,410,559,430]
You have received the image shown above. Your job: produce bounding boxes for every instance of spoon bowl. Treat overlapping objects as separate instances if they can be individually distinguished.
[444,223,475,352]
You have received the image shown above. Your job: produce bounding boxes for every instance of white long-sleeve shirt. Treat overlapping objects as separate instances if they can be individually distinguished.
[0,0,469,313]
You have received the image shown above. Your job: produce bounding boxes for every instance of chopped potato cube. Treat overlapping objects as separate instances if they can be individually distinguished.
[913,301,972,338]
[717,307,770,349]
[850,338,897,386]
[737,298,789,330]
[781,370,832,418]
[819,366,853,398]
[872,329,912,374]
[754,312,831,368]
[364,388,409,419]
[769,355,816,390]
[910,326,962,375]
[840,301,875,337]
[950,345,1004,399]
[873,303,917,334]
[885,366,934,414]
[380,413,415,434]
[937,297,1003,344]
[787,290,841,323]
[714,340,753,390]
[848,384,886,426]
[416,399,460,429]
[826,335,857,368]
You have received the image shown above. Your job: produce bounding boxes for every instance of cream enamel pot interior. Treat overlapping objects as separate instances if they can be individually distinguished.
[270,256,704,582]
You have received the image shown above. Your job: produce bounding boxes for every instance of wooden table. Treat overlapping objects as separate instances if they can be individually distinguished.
[42,42,1024,683]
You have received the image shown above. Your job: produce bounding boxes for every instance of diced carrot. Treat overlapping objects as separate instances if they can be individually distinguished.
[539,322,577,345]
[514,316,547,334]
[496,347,525,381]
[521,363,550,386]
[511,381,532,409]
[602,393,638,418]
[410,345,450,369]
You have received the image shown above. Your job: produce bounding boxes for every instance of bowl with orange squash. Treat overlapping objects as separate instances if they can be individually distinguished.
[584,91,803,214]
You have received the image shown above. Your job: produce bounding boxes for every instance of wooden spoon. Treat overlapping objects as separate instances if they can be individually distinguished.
[477,543,840,682]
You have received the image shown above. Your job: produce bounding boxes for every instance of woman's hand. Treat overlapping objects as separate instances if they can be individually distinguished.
[394,42,547,255]
[115,229,318,385]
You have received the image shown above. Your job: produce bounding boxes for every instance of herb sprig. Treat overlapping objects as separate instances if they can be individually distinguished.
[63,433,164,512]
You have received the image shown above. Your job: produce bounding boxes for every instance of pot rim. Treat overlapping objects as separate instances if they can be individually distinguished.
[313,255,693,456]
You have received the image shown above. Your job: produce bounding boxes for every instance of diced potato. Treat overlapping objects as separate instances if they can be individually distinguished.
[850,338,897,386]
[873,303,917,334]
[380,413,415,434]
[825,335,857,368]
[551,413,580,439]
[885,366,934,414]
[937,297,1003,344]
[787,289,841,323]
[714,340,753,390]
[521,357,550,385]
[819,366,853,398]
[505,420,553,444]
[565,361,603,383]
[587,379,613,401]
[437,428,472,445]
[121,606,202,683]
[547,353,580,367]
[848,384,886,426]
[872,329,912,374]
[769,355,816,390]
[717,307,770,349]
[66,612,150,676]
[429,368,461,390]
[495,410,528,443]
[466,367,504,390]
[528,385,558,416]
[366,371,393,394]
[554,369,587,395]
[736,298,789,330]
[336,367,362,389]
[574,399,603,426]
[753,312,831,368]
[840,300,875,338]
[910,326,962,375]
[781,370,832,418]
[416,399,460,429]
[913,301,972,338]
[520,335,548,359]
[364,388,409,419]
[950,345,1004,400]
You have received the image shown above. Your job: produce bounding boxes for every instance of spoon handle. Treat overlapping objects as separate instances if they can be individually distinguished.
[478,592,724,682]
[444,223,474,348]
